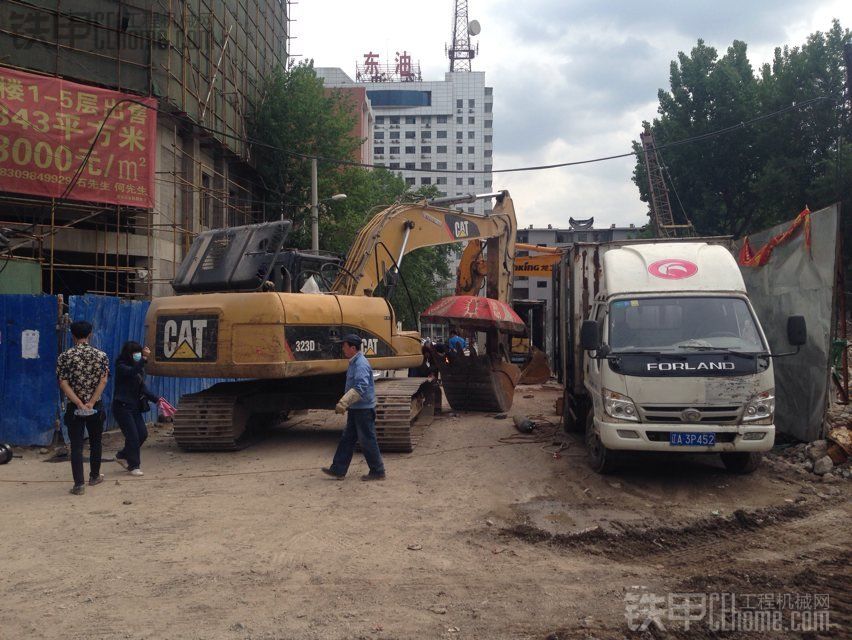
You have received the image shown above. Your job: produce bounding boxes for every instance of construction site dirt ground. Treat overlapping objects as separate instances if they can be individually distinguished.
[1,383,849,640]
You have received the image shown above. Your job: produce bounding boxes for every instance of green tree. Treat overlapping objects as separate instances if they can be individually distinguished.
[633,21,851,240]
[248,69,456,328]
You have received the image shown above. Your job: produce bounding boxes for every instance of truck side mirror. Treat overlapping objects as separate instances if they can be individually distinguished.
[580,320,601,351]
[787,315,806,347]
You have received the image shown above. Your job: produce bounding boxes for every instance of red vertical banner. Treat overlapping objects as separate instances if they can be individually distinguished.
[0,66,157,208]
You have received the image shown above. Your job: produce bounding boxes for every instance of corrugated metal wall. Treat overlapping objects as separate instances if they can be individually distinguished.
[0,295,61,446]
[0,294,229,445]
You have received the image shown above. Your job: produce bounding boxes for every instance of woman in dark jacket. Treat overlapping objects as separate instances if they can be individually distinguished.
[113,341,160,476]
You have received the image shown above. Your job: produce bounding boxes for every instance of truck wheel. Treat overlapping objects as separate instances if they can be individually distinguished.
[720,452,762,474]
[585,413,619,474]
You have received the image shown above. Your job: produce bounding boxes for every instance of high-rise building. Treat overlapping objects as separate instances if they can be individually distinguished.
[316,67,494,216]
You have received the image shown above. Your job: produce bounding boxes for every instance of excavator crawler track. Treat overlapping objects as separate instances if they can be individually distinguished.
[172,392,251,451]
[372,378,439,453]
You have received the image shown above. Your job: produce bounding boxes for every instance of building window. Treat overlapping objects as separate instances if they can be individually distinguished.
[405,146,415,154]
[468,177,475,185]
[485,164,492,172]
[437,146,447,154]
[456,116,463,124]
[485,102,493,113]
[456,177,463,185]
[485,135,492,143]
[421,162,431,170]
[485,149,492,157]
[468,131,475,139]
[456,146,464,154]
[437,130,447,138]
[375,132,384,139]
[421,146,431,153]
[468,99,475,108]
[421,115,431,124]
[456,99,463,109]
[468,117,475,124]
[456,163,462,170]
[390,146,400,154]
[485,179,492,188]
[374,162,385,167]
[405,131,416,139]
[404,162,415,170]
[468,146,474,154]
[405,177,416,185]
[485,120,492,128]
[422,131,432,139]
[374,146,384,154]
[405,116,416,124]
[456,131,463,140]
[376,116,385,124]
[390,131,400,139]
[421,177,431,185]
[437,115,448,123]
[467,207,474,213]
[390,116,400,124]
[437,162,447,170]
[437,176,447,184]
[468,162,475,170]
[485,87,493,96]
[536,281,547,288]
[390,162,399,169]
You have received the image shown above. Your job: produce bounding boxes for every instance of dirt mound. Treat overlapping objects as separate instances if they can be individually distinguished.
[502,503,811,559]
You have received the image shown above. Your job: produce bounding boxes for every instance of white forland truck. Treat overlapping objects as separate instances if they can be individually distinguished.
[556,240,806,474]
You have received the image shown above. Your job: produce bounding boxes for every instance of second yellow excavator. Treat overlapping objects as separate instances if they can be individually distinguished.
[145,191,519,451]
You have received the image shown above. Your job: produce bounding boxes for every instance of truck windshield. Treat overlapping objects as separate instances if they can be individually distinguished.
[608,297,766,353]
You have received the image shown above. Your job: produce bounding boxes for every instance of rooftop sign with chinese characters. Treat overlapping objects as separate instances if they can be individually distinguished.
[355,51,422,83]
[0,66,157,208]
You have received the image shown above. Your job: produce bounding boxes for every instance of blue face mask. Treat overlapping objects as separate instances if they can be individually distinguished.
[132,352,143,362]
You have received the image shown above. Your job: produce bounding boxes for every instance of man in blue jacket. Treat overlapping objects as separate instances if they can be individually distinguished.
[322,334,386,481]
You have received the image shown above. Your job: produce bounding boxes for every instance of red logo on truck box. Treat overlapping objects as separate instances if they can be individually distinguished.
[648,259,698,279]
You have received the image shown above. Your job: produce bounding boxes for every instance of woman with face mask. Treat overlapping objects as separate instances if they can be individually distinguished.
[112,341,160,476]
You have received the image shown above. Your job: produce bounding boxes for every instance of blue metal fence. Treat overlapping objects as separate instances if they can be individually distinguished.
[0,295,60,446]
[0,293,229,445]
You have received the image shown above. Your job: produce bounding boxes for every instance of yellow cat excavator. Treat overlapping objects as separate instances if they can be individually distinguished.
[145,191,518,451]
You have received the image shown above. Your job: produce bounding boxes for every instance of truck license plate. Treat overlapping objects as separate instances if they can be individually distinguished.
[669,432,716,446]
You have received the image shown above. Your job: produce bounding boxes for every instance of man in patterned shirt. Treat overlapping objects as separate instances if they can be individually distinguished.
[57,320,109,495]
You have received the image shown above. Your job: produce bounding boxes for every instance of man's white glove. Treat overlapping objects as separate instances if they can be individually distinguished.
[335,388,362,414]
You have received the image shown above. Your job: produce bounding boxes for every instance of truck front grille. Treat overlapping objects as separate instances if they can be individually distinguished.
[639,405,740,424]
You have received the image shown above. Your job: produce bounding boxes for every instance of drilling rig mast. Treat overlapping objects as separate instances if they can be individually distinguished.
[640,126,695,238]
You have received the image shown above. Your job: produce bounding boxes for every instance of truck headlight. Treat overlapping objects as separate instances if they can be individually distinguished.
[603,389,639,422]
[743,389,774,424]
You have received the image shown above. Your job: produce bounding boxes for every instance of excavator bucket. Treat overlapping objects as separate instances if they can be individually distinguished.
[440,354,521,412]
[518,347,552,385]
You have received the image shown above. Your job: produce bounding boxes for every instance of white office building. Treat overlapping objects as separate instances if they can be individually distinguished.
[317,68,494,215]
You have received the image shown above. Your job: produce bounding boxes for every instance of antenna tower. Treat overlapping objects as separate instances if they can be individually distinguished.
[448,0,476,71]
[640,127,695,238]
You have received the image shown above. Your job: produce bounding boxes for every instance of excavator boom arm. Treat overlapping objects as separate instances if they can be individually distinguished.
[332,192,517,302]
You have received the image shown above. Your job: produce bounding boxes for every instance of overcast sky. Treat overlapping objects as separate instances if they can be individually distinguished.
[294,1,850,229]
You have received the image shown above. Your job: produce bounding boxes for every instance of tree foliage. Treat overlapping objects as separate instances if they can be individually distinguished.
[248,62,455,329]
[633,21,851,242]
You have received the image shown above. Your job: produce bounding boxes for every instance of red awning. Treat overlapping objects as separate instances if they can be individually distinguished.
[421,295,526,334]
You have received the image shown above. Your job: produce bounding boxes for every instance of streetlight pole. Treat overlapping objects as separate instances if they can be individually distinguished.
[310,157,319,253]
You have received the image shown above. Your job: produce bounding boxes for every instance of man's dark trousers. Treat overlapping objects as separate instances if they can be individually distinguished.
[329,408,385,476]
[65,408,104,486]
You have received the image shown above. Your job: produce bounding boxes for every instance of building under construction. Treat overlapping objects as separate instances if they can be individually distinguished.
[0,0,289,297]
